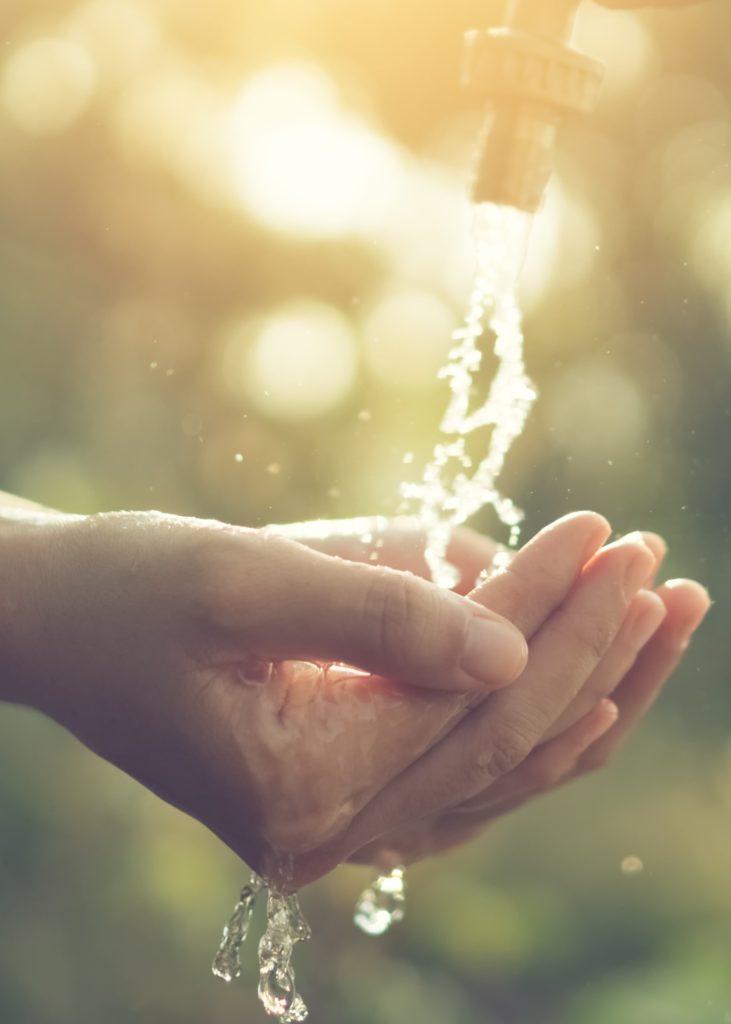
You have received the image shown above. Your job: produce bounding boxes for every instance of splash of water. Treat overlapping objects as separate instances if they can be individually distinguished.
[401,201,536,587]
[213,873,311,1022]
[215,202,538,1007]
[213,875,265,982]
[356,202,537,929]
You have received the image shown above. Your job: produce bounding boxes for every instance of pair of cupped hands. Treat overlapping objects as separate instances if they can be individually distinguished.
[0,502,709,890]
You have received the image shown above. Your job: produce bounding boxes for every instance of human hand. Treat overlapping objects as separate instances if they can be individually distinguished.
[286,513,676,883]
[0,505,530,888]
[302,518,707,868]
[349,572,710,867]
[0,505,688,891]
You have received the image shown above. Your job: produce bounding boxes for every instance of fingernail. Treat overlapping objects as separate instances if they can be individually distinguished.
[619,533,654,599]
[598,698,620,721]
[629,593,667,647]
[641,531,667,565]
[665,579,712,648]
[461,614,528,686]
[581,514,612,562]
[665,578,712,604]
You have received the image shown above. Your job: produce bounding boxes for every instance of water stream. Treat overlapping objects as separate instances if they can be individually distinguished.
[354,201,536,936]
[212,200,537,1017]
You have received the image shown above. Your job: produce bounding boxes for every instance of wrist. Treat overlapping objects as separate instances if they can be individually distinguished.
[0,505,84,709]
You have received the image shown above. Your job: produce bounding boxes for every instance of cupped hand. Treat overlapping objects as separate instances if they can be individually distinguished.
[281,514,670,883]
[300,520,708,870]
[0,506,701,891]
[0,507,529,885]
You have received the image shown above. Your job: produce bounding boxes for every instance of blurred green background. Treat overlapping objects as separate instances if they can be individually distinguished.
[1,1,730,1022]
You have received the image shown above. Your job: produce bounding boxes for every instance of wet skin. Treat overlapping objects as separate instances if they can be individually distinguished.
[0,499,709,889]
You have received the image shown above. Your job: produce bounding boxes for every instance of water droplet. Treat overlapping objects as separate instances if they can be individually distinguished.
[234,453,244,463]
[357,409,372,423]
[354,867,406,937]
[267,463,281,476]
[212,875,264,982]
[257,889,310,1020]
[214,876,311,1021]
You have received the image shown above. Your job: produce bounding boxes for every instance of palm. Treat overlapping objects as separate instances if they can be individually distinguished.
[285,518,705,875]
[209,655,467,883]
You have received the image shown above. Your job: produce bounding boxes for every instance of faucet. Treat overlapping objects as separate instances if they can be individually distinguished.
[463,0,604,211]
[465,0,707,211]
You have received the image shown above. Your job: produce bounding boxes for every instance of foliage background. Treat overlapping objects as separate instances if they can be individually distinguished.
[1,1,730,1022]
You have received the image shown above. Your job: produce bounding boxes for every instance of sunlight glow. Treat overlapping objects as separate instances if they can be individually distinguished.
[521,180,601,310]
[691,191,731,331]
[67,0,159,86]
[2,37,96,135]
[227,63,404,238]
[575,8,654,97]
[362,290,456,391]
[221,303,358,421]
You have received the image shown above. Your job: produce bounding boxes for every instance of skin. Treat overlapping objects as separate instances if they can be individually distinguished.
[0,494,709,890]
[309,521,708,869]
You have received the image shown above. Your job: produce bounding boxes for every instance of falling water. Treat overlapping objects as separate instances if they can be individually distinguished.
[213,873,312,1022]
[354,202,537,935]
[401,201,536,587]
[213,202,538,1011]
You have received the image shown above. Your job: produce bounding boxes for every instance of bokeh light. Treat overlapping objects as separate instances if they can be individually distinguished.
[547,361,649,463]
[2,37,96,135]
[0,1,729,1023]
[67,0,159,87]
[575,7,655,98]
[221,302,358,420]
[227,63,405,238]
[362,289,456,390]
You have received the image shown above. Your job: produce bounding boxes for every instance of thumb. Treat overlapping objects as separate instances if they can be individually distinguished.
[233,533,528,693]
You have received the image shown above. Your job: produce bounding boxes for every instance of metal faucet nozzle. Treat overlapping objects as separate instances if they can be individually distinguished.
[463,1,605,212]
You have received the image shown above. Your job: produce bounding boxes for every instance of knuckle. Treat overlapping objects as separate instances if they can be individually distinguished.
[362,569,443,667]
[577,616,615,663]
[537,755,572,789]
[363,570,411,659]
[522,751,565,790]
[478,555,550,624]
[579,749,609,775]
[478,720,534,780]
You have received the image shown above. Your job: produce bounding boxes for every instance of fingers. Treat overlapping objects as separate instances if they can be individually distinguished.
[475,533,654,744]
[542,587,667,741]
[224,532,527,694]
[570,578,711,777]
[640,532,667,588]
[353,576,708,873]
[267,517,498,592]
[452,699,620,816]
[352,701,619,867]
[467,511,612,638]
[322,532,652,860]
[445,527,501,594]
